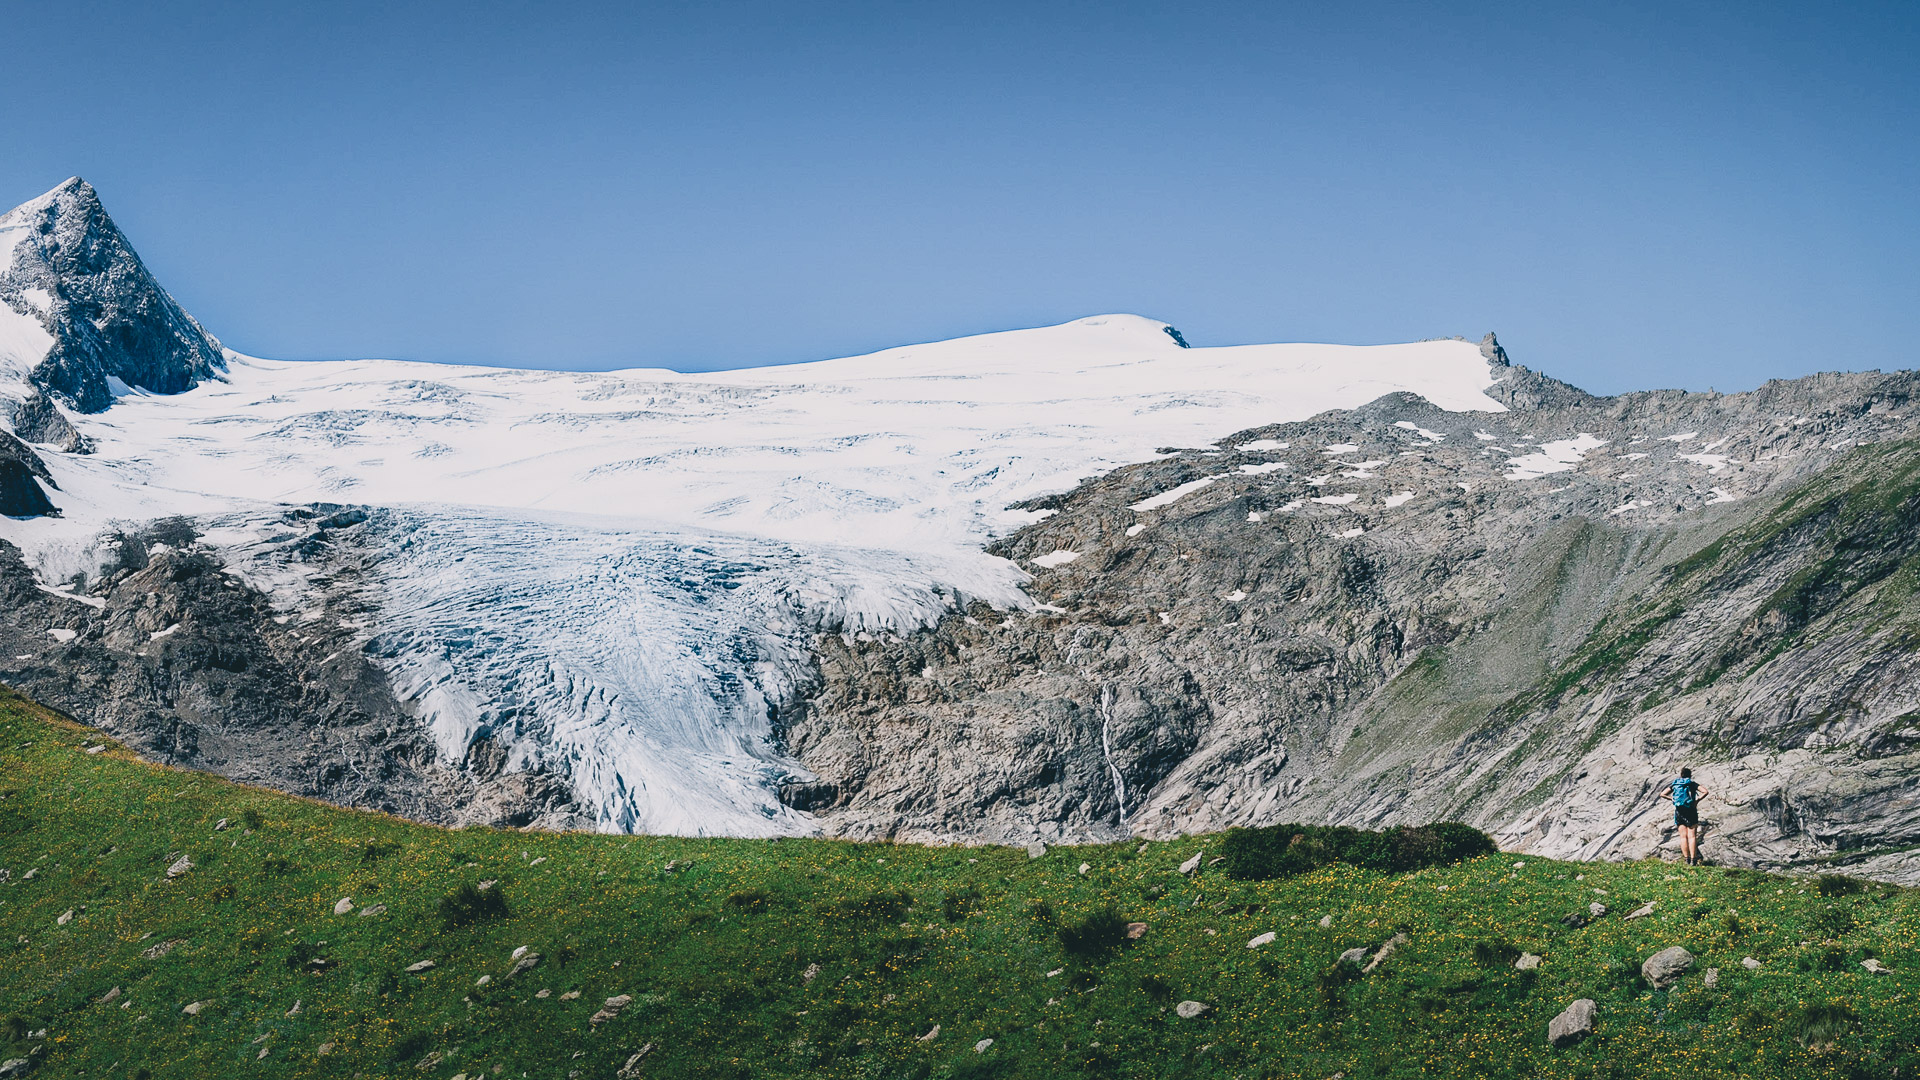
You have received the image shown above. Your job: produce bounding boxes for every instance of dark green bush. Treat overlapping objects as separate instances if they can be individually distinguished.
[942,886,984,922]
[1058,905,1132,959]
[831,889,914,922]
[1138,974,1173,1002]
[1812,906,1856,938]
[437,883,510,929]
[1472,939,1521,968]
[725,889,769,911]
[1816,874,1865,897]
[1792,1002,1859,1048]
[1221,821,1496,881]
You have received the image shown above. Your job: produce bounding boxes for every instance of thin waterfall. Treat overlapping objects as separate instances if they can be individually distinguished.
[1099,684,1129,831]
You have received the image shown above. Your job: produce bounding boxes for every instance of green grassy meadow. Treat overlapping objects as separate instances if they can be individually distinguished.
[1,687,1916,1079]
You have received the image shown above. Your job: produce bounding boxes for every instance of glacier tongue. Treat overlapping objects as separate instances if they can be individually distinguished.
[356,508,1028,835]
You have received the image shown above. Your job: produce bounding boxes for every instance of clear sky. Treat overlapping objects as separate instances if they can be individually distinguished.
[2,1,1914,394]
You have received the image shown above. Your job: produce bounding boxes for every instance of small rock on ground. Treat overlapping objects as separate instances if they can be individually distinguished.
[1624,902,1657,920]
[615,1045,655,1078]
[1589,902,1608,918]
[1549,999,1596,1047]
[1704,967,1720,987]
[1363,933,1409,974]
[1318,915,1332,928]
[1176,1000,1210,1019]
[1025,843,1047,859]
[1863,958,1893,975]
[1125,922,1148,940]
[165,856,194,879]
[56,910,73,925]
[333,897,353,915]
[916,1025,940,1042]
[1179,852,1204,875]
[405,961,435,973]
[1741,957,1761,970]
[1642,946,1694,990]
[507,953,542,979]
[182,1001,208,1016]
[357,904,386,918]
[591,995,633,1024]
[974,1039,994,1053]
[1246,932,1276,949]
[1515,953,1542,971]
[1338,947,1370,965]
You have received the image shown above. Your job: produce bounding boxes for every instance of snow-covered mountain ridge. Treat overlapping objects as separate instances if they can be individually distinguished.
[0,178,1510,835]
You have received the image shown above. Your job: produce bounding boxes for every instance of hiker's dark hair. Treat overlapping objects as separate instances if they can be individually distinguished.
[1680,767,1692,778]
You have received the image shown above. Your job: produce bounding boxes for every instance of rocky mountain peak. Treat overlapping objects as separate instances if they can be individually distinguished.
[1479,331,1509,366]
[0,177,225,413]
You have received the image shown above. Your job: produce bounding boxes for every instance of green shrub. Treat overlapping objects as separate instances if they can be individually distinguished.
[1812,906,1856,938]
[830,890,914,922]
[1058,905,1132,959]
[942,886,984,922]
[1138,974,1173,1002]
[1816,874,1865,897]
[725,889,770,912]
[1221,822,1496,881]
[1472,939,1521,968]
[1792,1002,1859,1048]
[240,808,264,831]
[437,883,510,929]
[359,841,399,865]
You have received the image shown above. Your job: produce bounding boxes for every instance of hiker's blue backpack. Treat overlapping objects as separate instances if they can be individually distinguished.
[1673,778,1698,807]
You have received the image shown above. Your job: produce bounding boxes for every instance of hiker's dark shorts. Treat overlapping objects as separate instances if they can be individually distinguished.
[1675,804,1699,828]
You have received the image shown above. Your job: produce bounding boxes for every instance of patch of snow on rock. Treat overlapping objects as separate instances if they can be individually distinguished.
[1129,476,1219,512]
[1505,434,1607,481]
[1031,550,1080,569]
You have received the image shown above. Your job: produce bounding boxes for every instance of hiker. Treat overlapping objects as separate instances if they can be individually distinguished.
[1659,767,1708,865]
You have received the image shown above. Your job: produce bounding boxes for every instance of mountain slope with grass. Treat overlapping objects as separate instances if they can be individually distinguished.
[3,688,1916,1080]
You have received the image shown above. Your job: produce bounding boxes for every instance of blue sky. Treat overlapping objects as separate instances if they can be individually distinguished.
[2,1,1914,393]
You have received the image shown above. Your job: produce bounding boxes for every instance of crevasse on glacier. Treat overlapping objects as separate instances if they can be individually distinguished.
[354,508,1029,835]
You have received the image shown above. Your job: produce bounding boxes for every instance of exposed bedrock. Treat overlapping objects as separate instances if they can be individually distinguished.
[786,369,1920,883]
[0,509,584,830]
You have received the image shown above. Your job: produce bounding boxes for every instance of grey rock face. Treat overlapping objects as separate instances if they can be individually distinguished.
[0,506,583,831]
[1641,946,1694,989]
[0,178,225,413]
[1548,998,1596,1047]
[783,367,1920,882]
[0,432,57,517]
[4,390,88,453]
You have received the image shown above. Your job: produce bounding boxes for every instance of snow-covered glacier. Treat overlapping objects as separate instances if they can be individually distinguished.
[1,177,1510,835]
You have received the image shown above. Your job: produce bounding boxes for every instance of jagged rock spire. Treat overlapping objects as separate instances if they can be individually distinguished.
[1479,331,1510,366]
[0,177,225,413]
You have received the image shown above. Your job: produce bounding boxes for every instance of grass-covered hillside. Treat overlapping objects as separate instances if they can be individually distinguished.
[2,687,1916,1080]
